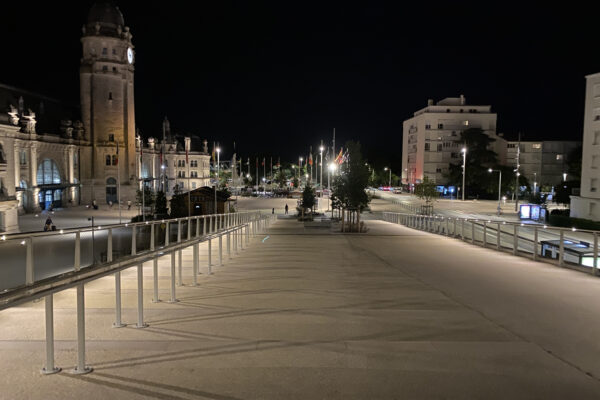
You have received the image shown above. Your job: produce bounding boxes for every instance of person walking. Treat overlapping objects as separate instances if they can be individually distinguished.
[127,200,132,210]
[285,204,288,215]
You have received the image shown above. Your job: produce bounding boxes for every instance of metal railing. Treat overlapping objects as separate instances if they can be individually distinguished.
[382,211,600,276]
[0,211,276,375]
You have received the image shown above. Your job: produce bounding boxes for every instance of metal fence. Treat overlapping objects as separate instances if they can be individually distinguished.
[0,211,276,375]
[382,212,600,275]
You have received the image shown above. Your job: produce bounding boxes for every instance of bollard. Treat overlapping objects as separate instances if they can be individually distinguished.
[152,258,160,302]
[72,284,92,374]
[131,225,137,255]
[177,221,182,286]
[168,252,178,303]
[26,237,34,285]
[135,263,148,328]
[74,232,81,271]
[41,294,61,374]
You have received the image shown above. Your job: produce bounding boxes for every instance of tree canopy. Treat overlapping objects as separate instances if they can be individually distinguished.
[332,141,370,211]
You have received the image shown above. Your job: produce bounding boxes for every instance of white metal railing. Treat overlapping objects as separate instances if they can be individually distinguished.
[0,211,276,375]
[382,212,600,275]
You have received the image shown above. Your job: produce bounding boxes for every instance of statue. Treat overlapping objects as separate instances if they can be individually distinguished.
[60,119,73,138]
[19,109,36,134]
[72,120,85,140]
[203,139,208,153]
[7,105,19,125]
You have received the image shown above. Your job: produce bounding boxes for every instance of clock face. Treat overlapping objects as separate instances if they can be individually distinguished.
[127,47,133,64]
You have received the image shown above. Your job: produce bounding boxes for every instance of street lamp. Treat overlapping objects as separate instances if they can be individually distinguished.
[533,172,537,194]
[563,172,567,182]
[215,147,221,214]
[384,167,391,188]
[299,157,303,179]
[461,147,467,201]
[488,168,502,216]
[319,146,324,197]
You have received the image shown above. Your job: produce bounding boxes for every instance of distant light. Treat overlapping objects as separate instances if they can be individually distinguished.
[60,230,64,234]
[0,235,5,241]
[384,167,388,171]
[216,148,221,153]
[488,168,492,173]
[20,240,25,245]
[320,146,324,152]
[543,225,547,229]
[461,148,467,153]
[161,165,165,170]
[572,227,577,231]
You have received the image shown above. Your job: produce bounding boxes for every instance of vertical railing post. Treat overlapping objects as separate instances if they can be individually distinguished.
[111,228,125,328]
[219,235,223,266]
[533,226,538,261]
[203,216,207,236]
[471,221,475,244]
[208,239,212,274]
[559,229,565,267]
[594,232,598,276]
[26,237,34,285]
[177,220,182,286]
[41,294,61,374]
[150,223,160,303]
[497,223,501,250]
[461,219,465,240]
[227,231,231,258]
[196,217,200,237]
[168,252,178,303]
[135,263,148,328]
[187,217,191,240]
[74,232,81,271]
[192,243,199,286]
[165,221,170,246]
[131,225,136,255]
[513,225,519,256]
[72,284,92,374]
[453,218,457,237]
[482,221,487,247]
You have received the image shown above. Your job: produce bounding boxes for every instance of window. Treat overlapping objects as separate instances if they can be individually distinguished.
[436,168,442,173]
[19,150,27,166]
[112,48,117,55]
[556,154,563,160]
[424,143,430,151]
[73,153,78,167]
[446,109,450,113]
[438,123,444,129]
[593,155,599,169]
[191,160,198,167]
[591,178,598,193]
[451,152,459,158]
[590,202,597,216]
[36,159,61,185]
[192,182,197,189]
[460,109,464,113]
[508,143,516,148]
[112,67,117,73]
[106,155,111,166]
[102,65,108,72]
[463,120,469,126]
[532,143,541,149]
[425,124,431,130]
[112,155,117,165]
[437,144,443,152]
[594,131,600,145]
[102,48,107,55]
[108,134,114,142]
[108,92,113,100]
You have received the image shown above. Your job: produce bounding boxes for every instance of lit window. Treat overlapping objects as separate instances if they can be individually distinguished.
[556,154,563,160]
[532,143,541,149]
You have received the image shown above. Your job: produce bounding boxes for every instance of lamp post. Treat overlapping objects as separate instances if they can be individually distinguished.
[319,146,324,197]
[328,163,336,216]
[215,147,220,214]
[533,172,537,194]
[299,157,303,180]
[384,167,391,188]
[461,147,467,201]
[488,168,502,216]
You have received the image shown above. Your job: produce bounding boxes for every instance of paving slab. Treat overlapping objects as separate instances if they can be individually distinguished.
[1,218,600,399]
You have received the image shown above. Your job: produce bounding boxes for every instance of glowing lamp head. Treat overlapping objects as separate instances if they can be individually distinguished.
[384,167,388,171]
[461,148,467,153]
[488,168,493,173]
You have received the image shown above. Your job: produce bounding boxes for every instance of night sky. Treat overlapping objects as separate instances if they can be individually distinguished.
[2,1,599,171]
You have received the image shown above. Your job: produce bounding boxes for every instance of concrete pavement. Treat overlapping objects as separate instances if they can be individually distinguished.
[2,218,600,398]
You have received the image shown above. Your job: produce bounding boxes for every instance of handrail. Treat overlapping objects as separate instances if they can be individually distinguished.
[382,211,600,275]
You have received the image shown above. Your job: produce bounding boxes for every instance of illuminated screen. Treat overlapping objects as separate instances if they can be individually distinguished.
[520,205,531,219]
[531,205,540,220]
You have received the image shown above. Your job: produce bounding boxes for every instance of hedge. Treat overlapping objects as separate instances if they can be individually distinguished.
[548,214,600,231]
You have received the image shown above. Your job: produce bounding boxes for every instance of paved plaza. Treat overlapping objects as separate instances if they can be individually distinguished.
[2,218,600,399]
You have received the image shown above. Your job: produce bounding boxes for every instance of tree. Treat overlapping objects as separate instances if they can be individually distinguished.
[136,186,155,214]
[554,180,577,207]
[414,176,439,204]
[292,176,299,189]
[446,128,500,198]
[301,182,316,218]
[331,141,371,232]
[155,190,168,215]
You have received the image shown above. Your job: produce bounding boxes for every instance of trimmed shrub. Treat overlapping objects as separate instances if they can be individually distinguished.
[548,214,600,231]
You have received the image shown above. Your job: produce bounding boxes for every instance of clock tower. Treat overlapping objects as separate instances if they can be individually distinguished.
[80,2,136,204]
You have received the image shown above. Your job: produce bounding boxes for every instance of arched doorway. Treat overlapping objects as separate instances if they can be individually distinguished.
[106,177,117,204]
[36,159,63,210]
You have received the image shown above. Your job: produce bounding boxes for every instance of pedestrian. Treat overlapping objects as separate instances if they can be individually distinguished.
[44,217,53,232]
[127,200,132,210]
[109,200,113,208]
[285,204,288,214]
[272,207,275,214]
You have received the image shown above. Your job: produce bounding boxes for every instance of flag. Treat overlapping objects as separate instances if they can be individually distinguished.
[115,141,119,165]
[309,153,313,166]
[277,157,280,167]
[211,143,215,161]
[261,158,265,166]
[334,148,343,164]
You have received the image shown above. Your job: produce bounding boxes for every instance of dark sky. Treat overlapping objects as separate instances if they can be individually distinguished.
[2,1,599,171]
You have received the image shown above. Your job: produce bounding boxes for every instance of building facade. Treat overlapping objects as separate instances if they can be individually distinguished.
[401,95,499,186]
[0,2,211,232]
[571,72,600,220]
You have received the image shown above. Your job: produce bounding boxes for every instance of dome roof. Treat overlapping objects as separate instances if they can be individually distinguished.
[87,2,125,27]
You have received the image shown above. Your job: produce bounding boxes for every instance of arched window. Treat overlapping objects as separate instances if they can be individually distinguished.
[106,155,111,166]
[36,159,61,185]
[0,143,6,164]
[107,177,117,185]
